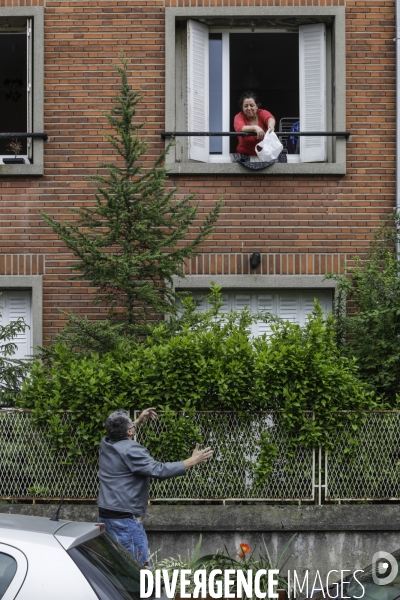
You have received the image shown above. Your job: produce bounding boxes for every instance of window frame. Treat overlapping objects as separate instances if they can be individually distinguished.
[0,276,43,354]
[0,7,44,176]
[187,287,334,335]
[172,274,337,334]
[165,6,346,176]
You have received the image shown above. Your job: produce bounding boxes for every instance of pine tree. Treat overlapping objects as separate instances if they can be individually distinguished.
[42,55,222,335]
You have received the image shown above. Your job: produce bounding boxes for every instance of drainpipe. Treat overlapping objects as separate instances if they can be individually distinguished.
[396,0,400,256]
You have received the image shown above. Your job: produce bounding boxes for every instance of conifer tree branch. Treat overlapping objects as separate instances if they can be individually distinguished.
[41,53,223,334]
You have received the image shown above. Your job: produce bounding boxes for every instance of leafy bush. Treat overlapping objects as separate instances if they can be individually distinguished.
[331,212,400,404]
[18,287,378,473]
[253,305,377,453]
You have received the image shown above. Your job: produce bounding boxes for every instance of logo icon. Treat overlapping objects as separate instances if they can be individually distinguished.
[371,552,398,586]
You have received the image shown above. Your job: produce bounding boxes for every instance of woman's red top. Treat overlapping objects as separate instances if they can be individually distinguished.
[233,109,275,155]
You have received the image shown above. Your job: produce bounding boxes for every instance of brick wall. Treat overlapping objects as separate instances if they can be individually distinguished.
[0,0,395,340]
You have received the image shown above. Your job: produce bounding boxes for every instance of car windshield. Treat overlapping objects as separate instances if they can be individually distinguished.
[348,549,400,600]
[68,532,142,600]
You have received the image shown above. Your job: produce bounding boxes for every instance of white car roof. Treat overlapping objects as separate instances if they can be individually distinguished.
[0,514,102,549]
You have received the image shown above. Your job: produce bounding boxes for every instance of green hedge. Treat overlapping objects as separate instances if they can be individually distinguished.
[18,296,378,467]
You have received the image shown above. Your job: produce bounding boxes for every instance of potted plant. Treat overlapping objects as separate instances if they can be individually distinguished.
[3,138,25,164]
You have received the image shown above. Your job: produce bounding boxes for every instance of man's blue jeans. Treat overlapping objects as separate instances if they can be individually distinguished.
[99,517,150,565]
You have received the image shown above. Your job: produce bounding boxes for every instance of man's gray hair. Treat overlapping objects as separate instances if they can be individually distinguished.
[105,409,134,442]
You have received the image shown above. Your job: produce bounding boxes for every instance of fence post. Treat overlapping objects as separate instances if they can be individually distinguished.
[318,446,323,505]
[324,448,328,504]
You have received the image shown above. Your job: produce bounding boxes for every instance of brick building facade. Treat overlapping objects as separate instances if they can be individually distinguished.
[0,0,395,352]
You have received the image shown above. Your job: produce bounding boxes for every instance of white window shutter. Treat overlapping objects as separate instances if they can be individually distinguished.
[303,291,332,321]
[27,18,33,160]
[232,293,252,312]
[303,292,318,322]
[187,20,209,162]
[255,294,274,337]
[179,289,332,336]
[278,293,299,324]
[0,291,32,359]
[299,23,327,163]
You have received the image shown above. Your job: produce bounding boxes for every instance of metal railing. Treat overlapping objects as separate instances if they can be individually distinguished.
[0,410,399,503]
[161,131,350,140]
[0,133,48,141]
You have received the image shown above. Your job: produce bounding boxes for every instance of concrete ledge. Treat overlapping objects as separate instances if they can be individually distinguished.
[166,162,346,176]
[173,275,337,290]
[1,505,400,532]
[0,164,44,176]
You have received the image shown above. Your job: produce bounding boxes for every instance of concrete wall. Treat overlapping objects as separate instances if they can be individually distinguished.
[2,504,399,582]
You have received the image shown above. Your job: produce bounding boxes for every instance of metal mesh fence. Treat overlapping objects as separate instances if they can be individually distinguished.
[325,412,400,501]
[0,410,98,499]
[7,410,400,502]
[135,411,314,501]
[0,410,314,501]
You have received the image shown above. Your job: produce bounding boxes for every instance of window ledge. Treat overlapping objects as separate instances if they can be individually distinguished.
[166,162,346,176]
[0,164,43,176]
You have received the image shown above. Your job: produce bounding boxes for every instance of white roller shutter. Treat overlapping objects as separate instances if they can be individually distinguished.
[0,291,32,358]
[187,20,209,162]
[299,23,327,163]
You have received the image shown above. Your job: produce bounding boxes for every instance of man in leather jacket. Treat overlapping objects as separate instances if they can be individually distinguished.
[98,407,213,564]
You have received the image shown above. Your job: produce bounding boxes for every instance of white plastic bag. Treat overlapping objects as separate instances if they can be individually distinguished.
[255,131,283,162]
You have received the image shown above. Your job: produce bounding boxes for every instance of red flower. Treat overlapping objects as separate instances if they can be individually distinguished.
[238,552,245,559]
[239,543,250,554]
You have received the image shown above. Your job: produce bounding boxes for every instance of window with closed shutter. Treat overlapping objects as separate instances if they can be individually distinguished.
[0,290,32,358]
[188,289,332,337]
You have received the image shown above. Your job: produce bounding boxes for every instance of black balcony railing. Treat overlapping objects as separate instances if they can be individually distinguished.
[0,132,48,141]
[161,131,350,139]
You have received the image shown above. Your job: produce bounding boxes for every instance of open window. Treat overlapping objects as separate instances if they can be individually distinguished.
[0,17,32,164]
[0,9,44,175]
[186,21,327,164]
[165,8,346,175]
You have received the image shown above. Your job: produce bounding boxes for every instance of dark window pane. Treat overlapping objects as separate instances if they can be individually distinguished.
[229,32,299,153]
[69,533,142,600]
[0,19,27,155]
[0,552,17,599]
